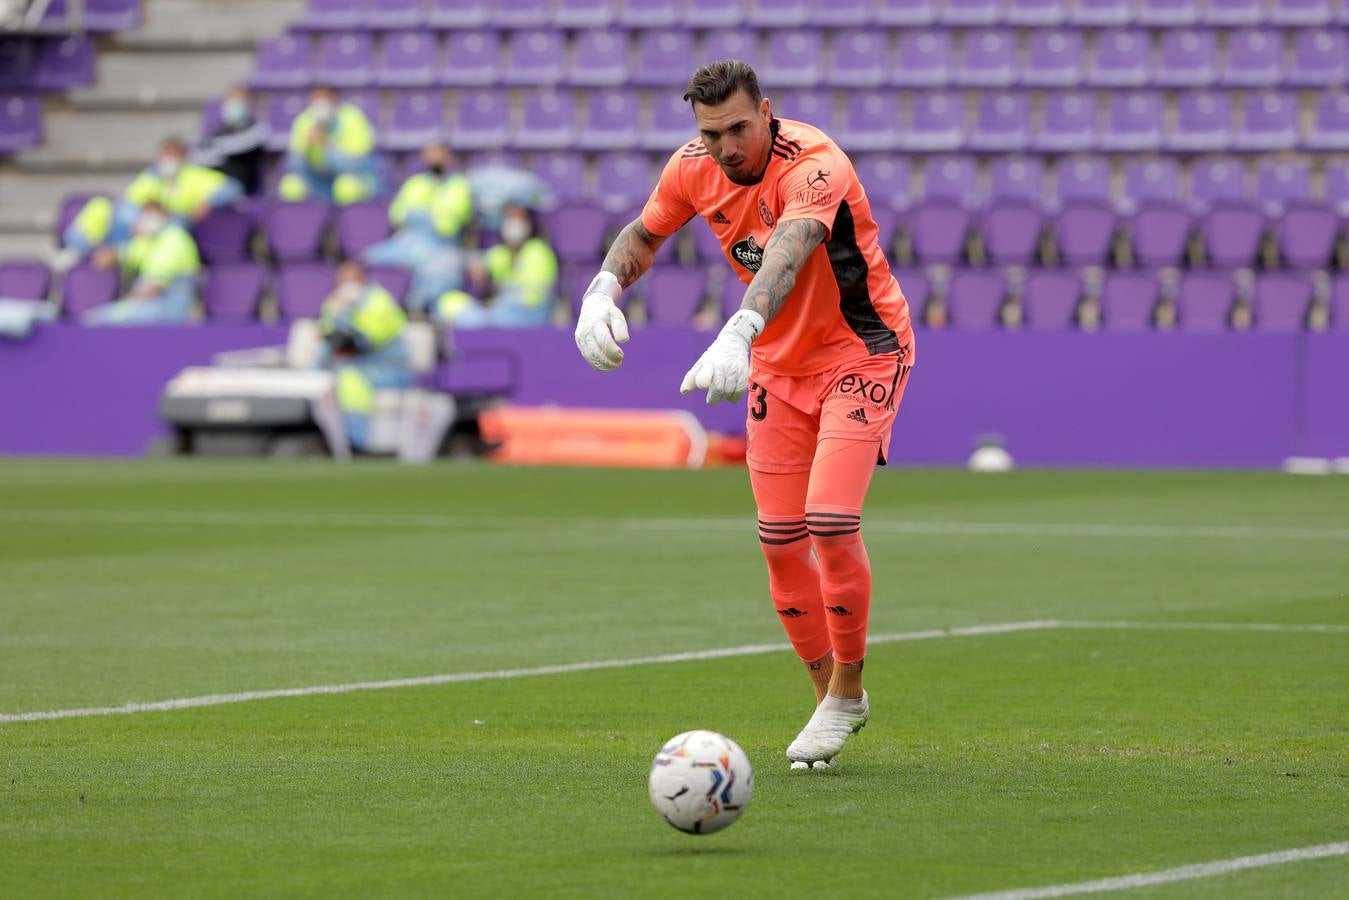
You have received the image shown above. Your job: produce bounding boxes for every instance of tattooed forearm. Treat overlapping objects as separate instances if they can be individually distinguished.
[740,218,827,324]
[601,219,667,289]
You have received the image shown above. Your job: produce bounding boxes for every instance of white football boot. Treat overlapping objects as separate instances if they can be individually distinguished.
[786,691,869,769]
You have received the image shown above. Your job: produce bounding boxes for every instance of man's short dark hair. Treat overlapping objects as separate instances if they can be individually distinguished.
[682,60,762,108]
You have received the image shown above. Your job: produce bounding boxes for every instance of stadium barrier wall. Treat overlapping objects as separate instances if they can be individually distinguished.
[1,325,1346,467]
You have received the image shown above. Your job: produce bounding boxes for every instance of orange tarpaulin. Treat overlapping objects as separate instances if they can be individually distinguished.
[480,406,710,469]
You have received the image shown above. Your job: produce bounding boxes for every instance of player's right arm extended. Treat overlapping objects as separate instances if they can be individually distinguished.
[574,218,669,372]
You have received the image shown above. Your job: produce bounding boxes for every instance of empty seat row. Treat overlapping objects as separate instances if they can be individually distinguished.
[0,95,43,154]
[23,0,140,33]
[0,37,95,93]
[251,27,1349,90]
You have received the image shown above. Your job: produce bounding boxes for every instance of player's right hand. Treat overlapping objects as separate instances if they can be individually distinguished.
[574,273,629,372]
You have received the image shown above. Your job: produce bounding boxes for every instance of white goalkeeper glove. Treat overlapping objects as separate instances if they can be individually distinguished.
[679,309,765,404]
[574,272,630,372]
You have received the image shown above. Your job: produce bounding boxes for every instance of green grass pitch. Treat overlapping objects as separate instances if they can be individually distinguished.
[1,460,1346,898]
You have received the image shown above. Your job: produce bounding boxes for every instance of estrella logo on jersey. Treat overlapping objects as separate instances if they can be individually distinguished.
[731,235,764,272]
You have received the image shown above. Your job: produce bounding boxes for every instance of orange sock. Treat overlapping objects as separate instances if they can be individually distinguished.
[751,468,832,665]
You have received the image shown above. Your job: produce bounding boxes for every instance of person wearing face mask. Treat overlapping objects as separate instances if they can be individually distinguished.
[63,137,243,258]
[279,86,380,207]
[317,261,414,450]
[82,202,202,326]
[362,142,473,314]
[191,86,269,196]
[436,205,558,329]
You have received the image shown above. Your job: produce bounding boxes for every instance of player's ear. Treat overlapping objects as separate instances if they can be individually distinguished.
[760,97,772,123]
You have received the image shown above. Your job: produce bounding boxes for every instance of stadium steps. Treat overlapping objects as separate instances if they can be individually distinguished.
[66,51,256,112]
[117,0,307,52]
[14,109,203,173]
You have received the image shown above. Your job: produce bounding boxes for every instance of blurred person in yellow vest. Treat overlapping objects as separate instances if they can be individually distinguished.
[63,137,243,257]
[362,141,473,313]
[279,86,381,206]
[83,201,201,326]
[437,205,557,329]
[318,261,414,450]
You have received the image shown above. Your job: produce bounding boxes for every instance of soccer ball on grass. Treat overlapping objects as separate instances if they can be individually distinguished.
[648,730,753,835]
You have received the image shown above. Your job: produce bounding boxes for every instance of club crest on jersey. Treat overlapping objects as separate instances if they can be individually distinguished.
[731,235,764,272]
[758,197,775,228]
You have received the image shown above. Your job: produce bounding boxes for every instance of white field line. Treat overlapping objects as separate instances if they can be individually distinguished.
[4,618,1347,725]
[947,841,1349,899]
[2,508,1348,542]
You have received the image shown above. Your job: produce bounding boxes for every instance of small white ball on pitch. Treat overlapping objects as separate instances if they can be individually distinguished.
[648,730,753,835]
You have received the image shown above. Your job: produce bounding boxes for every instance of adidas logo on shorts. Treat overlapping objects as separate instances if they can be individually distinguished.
[711,210,731,224]
[846,408,869,424]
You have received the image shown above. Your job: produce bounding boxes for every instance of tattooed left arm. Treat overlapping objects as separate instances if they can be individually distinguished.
[739,218,827,325]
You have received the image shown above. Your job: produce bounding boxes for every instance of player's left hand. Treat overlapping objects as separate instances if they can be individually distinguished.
[679,309,764,404]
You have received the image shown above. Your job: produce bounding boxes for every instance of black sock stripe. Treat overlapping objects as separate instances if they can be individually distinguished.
[807,527,862,537]
[758,518,806,525]
[758,525,809,535]
[759,534,811,546]
[804,511,861,520]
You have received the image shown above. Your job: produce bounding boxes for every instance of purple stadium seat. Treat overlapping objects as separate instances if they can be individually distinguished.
[701,31,760,69]
[1276,200,1338,268]
[968,92,1030,151]
[492,0,551,28]
[1138,0,1199,24]
[1252,272,1313,333]
[276,263,337,321]
[1202,200,1266,267]
[906,92,965,152]
[1052,201,1117,266]
[366,0,427,29]
[989,158,1045,203]
[692,219,723,263]
[428,0,492,28]
[0,39,37,90]
[316,32,375,88]
[375,32,437,88]
[501,30,565,86]
[720,275,746,318]
[532,152,587,204]
[440,31,502,87]
[810,0,871,24]
[1155,31,1217,87]
[1021,31,1083,87]
[1053,157,1110,207]
[593,153,653,214]
[923,156,980,207]
[384,90,445,151]
[201,264,265,323]
[451,91,510,149]
[630,31,693,89]
[1221,30,1282,87]
[1088,30,1149,87]
[31,36,94,91]
[513,90,577,150]
[1254,160,1310,215]
[956,30,1016,87]
[774,90,835,129]
[1190,157,1249,211]
[1167,92,1232,152]
[1236,92,1298,151]
[0,261,52,301]
[872,206,901,256]
[554,0,617,27]
[1023,270,1081,329]
[855,156,913,210]
[1098,92,1163,152]
[1287,29,1347,87]
[840,92,903,153]
[893,31,953,87]
[1306,93,1349,150]
[1006,0,1066,25]
[940,0,1005,25]
[1101,271,1161,331]
[644,266,708,326]
[575,91,639,151]
[60,265,119,320]
[264,200,331,262]
[619,0,679,27]
[760,30,823,88]
[367,265,412,303]
[1071,0,1134,24]
[910,199,972,264]
[251,34,314,90]
[265,92,307,151]
[682,0,746,27]
[946,270,1004,330]
[1326,163,1349,214]
[1203,0,1265,24]
[747,0,813,26]
[335,200,392,257]
[1130,200,1192,268]
[1176,271,1236,332]
[895,268,932,314]
[1269,0,1333,24]
[645,94,696,151]
[301,0,362,30]
[983,201,1045,265]
[1034,93,1096,152]
[193,204,256,265]
[1331,276,1349,332]
[875,0,937,26]
[83,0,142,31]
[0,95,41,154]
[544,202,608,264]
[568,31,630,86]
[1122,159,1181,213]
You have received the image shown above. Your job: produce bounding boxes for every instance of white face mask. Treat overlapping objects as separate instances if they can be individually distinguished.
[136,213,168,236]
[311,100,336,125]
[157,157,182,179]
[335,281,363,303]
[501,218,530,246]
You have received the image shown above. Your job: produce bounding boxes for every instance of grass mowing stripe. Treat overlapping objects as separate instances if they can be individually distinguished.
[3,508,1348,541]
[947,841,1349,900]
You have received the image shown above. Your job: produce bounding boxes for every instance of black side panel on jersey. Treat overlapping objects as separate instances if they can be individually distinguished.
[826,201,899,355]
